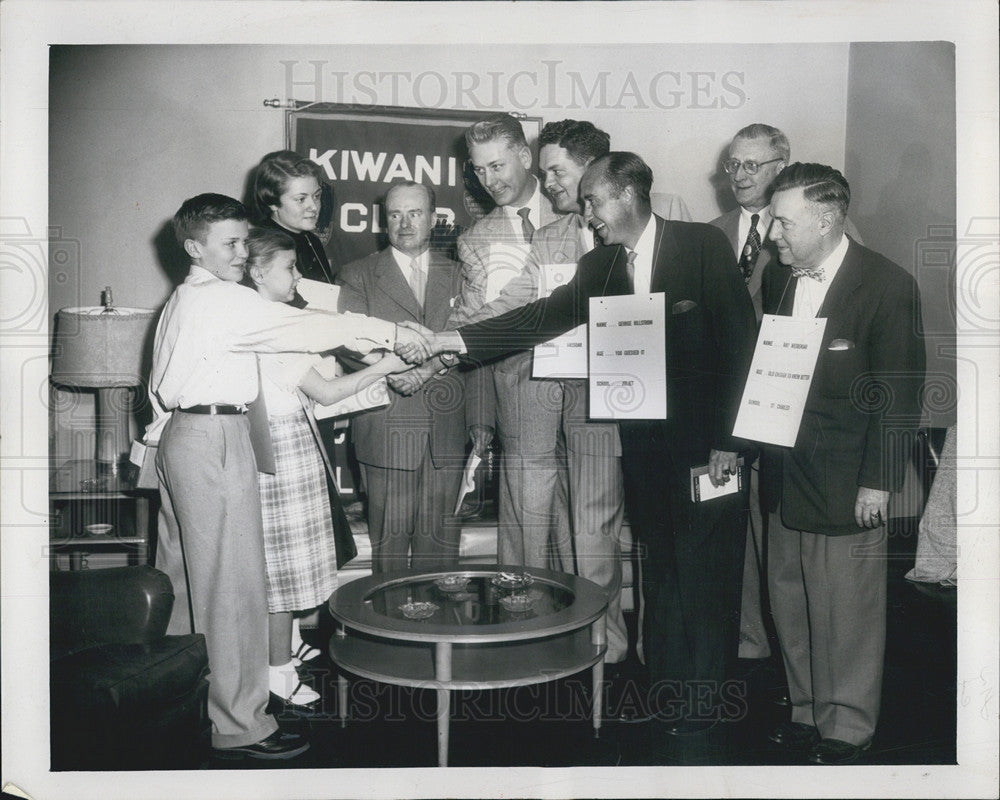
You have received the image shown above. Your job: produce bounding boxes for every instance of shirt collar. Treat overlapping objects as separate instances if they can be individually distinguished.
[391,246,428,273]
[186,264,223,284]
[504,179,542,227]
[807,233,849,283]
[740,205,771,231]
[631,214,657,258]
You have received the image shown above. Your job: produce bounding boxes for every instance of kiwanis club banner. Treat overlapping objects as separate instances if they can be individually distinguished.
[287,103,541,266]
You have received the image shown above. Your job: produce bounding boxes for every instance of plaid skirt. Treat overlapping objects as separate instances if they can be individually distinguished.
[259,410,339,612]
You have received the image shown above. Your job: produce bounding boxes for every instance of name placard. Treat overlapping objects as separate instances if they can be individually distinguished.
[732,314,827,446]
[588,293,667,420]
[532,262,588,379]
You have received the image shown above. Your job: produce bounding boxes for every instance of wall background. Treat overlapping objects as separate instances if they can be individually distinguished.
[48,41,955,463]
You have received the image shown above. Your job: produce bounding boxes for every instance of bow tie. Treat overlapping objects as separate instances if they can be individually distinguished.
[791,266,826,282]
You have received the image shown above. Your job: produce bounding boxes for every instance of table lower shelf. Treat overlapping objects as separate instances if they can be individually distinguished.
[331,627,605,690]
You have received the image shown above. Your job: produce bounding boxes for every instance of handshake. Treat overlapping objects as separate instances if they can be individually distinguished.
[387,322,466,396]
[392,321,464,365]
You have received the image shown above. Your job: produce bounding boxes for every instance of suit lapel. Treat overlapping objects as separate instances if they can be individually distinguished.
[816,240,864,327]
[720,209,741,256]
[423,253,454,329]
[375,249,422,320]
[649,216,679,294]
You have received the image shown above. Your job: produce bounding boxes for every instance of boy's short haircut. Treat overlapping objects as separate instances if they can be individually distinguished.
[173,193,248,247]
[246,226,297,275]
[253,150,325,220]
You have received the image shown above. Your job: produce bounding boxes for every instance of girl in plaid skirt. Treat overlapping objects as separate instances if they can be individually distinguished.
[247,227,409,705]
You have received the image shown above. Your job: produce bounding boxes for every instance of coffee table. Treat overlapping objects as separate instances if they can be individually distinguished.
[328,566,609,767]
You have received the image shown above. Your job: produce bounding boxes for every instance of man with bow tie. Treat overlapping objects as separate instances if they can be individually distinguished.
[759,163,925,764]
[710,125,867,671]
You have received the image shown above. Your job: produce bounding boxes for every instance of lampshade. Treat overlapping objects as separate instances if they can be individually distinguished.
[51,306,156,387]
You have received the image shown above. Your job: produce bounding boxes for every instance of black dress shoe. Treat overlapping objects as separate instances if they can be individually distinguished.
[665,718,719,737]
[213,730,310,760]
[808,737,869,765]
[768,721,820,749]
[604,662,652,723]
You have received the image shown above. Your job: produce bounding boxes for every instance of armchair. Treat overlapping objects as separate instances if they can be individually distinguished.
[50,565,210,770]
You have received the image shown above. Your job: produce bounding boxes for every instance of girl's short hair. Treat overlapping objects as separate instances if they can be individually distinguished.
[252,150,324,219]
[246,226,297,276]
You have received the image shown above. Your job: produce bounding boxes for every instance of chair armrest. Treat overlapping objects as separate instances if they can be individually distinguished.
[50,565,175,650]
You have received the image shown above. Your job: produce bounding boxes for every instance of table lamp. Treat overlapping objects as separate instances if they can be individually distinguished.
[51,288,157,474]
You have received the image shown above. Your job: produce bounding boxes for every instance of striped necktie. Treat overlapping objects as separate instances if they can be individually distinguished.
[738,213,761,283]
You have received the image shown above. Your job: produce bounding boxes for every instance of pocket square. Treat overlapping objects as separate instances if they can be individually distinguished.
[828,338,854,351]
[672,299,698,314]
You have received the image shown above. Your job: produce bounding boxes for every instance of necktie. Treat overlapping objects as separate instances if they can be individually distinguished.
[408,258,426,308]
[791,265,826,282]
[516,207,535,243]
[738,213,761,283]
[625,249,637,292]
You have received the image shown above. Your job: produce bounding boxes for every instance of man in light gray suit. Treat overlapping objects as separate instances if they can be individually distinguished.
[448,113,571,571]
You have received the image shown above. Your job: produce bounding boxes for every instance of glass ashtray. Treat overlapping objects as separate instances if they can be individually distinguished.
[399,601,439,620]
[499,593,534,613]
[434,575,470,593]
[491,571,534,590]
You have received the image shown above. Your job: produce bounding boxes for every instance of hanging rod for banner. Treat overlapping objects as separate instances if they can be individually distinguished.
[263,99,527,120]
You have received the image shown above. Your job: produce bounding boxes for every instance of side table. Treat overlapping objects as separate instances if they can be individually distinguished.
[49,459,157,570]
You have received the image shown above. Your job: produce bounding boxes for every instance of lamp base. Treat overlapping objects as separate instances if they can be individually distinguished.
[95,386,134,475]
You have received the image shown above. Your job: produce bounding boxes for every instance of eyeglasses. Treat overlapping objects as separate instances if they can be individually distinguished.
[723,157,784,176]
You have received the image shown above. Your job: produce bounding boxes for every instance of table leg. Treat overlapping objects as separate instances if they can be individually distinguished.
[591,613,607,739]
[336,624,348,728]
[435,641,453,767]
[135,495,150,566]
[338,674,348,729]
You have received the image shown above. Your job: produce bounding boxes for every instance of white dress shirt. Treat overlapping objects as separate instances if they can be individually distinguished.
[628,215,658,295]
[259,352,322,416]
[792,234,850,319]
[502,179,543,241]
[150,265,395,411]
[391,246,429,287]
[737,206,772,258]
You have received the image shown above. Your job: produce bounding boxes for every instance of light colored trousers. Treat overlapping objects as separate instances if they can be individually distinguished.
[156,412,278,749]
[768,507,887,746]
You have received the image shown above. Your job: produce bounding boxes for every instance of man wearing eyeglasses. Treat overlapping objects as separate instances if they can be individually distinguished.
[710,125,789,681]
[710,125,864,677]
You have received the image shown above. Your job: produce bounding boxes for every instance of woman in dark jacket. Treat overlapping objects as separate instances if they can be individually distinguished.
[253,150,336,285]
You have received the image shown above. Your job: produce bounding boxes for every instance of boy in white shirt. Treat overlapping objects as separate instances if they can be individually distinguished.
[150,193,429,759]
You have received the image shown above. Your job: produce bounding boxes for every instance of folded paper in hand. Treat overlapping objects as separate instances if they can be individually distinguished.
[454,452,482,515]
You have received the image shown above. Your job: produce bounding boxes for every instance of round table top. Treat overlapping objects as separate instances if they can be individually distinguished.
[329,566,609,644]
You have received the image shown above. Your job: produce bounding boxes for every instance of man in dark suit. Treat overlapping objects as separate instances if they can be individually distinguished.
[711,124,867,669]
[759,163,924,764]
[338,181,470,572]
[431,152,758,733]
[449,113,571,571]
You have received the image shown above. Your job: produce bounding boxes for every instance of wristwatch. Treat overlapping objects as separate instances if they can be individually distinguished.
[439,352,458,367]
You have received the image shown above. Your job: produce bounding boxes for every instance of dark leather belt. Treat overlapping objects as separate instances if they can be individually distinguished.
[179,404,247,415]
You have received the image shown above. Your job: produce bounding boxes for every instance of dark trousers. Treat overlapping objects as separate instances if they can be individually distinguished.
[619,426,747,719]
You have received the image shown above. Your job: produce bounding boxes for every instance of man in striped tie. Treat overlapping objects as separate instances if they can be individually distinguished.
[449,113,571,572]
[710,124,789,681]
